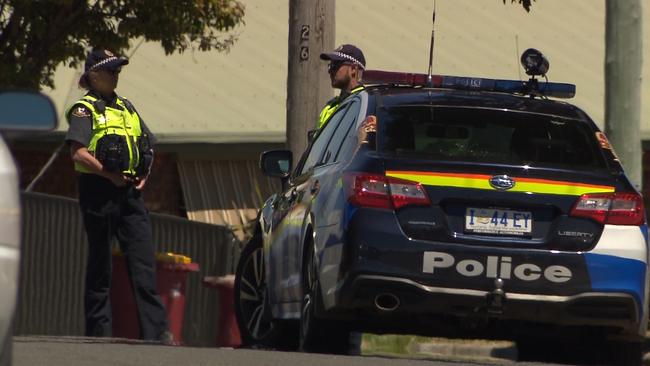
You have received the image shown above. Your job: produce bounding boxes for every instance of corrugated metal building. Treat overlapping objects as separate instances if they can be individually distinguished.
[36,0,650,232]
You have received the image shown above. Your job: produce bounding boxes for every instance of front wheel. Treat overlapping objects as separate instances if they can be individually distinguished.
[234,237,296,350]
[299,242,351,354]
[516,335,643,366]
[604,340,643,366]
[0,333,11,366]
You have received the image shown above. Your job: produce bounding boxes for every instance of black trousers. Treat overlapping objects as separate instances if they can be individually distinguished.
[78,173,168,340]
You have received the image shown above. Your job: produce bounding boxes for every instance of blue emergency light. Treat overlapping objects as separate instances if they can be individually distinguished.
[363,70,576,99]
[362,49,576,99]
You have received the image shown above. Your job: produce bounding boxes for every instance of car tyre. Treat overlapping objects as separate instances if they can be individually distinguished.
[0,329,12,366]
[603,340,643,366]
[515,336,564,363]
[234,236,297,350]
[516,335,643,366]
[299,242,351,354]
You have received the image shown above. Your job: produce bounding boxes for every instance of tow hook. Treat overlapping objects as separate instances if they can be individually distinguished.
[486,278,506,315]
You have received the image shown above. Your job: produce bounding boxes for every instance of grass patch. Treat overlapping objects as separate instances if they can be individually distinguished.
[361,333,432,356]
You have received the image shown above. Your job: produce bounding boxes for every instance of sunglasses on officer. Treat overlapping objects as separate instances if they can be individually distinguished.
[102,67,122,75]
[328,61,353,73]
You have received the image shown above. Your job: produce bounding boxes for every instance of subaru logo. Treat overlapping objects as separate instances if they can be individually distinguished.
[489,175,515,191]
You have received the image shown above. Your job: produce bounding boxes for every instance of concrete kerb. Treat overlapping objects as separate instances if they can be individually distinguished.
[413,338,517,362]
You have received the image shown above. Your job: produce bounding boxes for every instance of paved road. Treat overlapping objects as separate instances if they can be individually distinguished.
[12,336,553,366]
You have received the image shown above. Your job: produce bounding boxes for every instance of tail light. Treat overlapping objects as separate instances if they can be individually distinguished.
[570,192,645,225]
[346,173,430,210]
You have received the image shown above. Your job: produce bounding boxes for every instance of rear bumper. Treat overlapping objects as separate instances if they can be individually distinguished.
[316,208,648,337]
[337,274,639,332]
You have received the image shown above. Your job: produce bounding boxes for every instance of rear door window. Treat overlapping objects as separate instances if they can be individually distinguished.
[378,106,607,170]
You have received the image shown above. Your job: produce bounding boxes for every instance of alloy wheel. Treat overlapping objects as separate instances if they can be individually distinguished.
[238,246,273,341]
[300,249,316,341]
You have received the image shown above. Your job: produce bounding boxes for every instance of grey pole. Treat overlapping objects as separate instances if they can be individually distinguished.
[604,0,643,190]
[286,0,336,160]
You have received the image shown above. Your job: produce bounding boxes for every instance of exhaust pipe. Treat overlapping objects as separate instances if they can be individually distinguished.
[374,293,400,312]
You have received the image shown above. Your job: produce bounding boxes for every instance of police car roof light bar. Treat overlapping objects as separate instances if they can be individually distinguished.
[363,70,576,99]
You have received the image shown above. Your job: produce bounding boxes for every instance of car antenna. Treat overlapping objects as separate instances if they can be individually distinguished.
[426,0,436,87]
[515,34,522,81]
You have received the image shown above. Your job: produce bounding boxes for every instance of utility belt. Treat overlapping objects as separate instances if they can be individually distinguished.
[94,133,152,177]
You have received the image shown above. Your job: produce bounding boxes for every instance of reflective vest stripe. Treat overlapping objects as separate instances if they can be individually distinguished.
[318,85,365,129]
[318,103,337,129]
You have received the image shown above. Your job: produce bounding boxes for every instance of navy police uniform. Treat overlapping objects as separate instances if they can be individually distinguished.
[65,49,169,341]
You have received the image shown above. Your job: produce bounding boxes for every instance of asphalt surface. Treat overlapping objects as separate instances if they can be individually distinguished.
[18,334,650,366]
[12,336,545,366]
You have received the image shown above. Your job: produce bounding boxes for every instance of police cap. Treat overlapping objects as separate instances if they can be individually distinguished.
[320,44,366,70]
[84,49,129,73]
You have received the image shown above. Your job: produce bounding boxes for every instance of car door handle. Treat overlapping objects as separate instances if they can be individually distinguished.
[310,181,320,194]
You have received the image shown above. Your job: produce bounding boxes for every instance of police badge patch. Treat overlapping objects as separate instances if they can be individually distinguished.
[71,106,90,117]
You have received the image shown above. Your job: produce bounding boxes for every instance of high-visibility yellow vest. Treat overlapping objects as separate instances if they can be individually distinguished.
[66,94,143,175]
[318,85,364,129]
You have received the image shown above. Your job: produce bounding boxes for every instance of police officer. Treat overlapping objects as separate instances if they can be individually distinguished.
[319,45,368,355]
[318,44,366,129]
[65,49,171,343]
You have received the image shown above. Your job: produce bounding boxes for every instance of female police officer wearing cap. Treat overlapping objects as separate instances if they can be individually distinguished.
[65,48,171,342]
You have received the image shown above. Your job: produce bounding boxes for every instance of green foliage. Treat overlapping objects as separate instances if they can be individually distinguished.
[503,0,534,12]
[0,0,245,90]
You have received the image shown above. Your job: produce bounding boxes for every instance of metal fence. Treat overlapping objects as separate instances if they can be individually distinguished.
[17,192,240,346]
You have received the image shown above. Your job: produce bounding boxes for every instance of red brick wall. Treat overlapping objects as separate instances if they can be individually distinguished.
[10,142,186,217]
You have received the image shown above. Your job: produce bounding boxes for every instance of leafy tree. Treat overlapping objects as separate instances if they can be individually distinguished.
[0,0,245,90]
[504,0,535,12]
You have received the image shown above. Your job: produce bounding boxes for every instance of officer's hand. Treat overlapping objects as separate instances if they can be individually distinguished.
[358,115,377,144]
[134,176,147,190]
[106,172,129,187]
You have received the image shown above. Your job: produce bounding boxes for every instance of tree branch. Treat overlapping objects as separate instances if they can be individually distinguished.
[503,0,534,12]
[0,4,24,64]
[1,0,246,89]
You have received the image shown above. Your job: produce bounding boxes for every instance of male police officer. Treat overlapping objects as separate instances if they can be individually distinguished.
[318,44,366,129]
[65,49,171,343]
[319,45,369,355]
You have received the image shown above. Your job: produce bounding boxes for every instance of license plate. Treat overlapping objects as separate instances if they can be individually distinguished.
[465,207,532,236]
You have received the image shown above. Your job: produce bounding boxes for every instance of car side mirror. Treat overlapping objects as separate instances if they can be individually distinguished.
[260,150,292,179]
[0,91,58,131]
[307,129,318,143]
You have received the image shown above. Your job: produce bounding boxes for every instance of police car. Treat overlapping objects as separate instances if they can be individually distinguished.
[234,49,648,365]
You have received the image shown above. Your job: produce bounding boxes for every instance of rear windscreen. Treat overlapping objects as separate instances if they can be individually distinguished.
[379,106,607,170]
